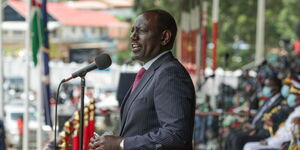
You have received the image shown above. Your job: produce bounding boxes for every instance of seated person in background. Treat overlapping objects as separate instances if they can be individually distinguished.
[284,117,300,150]
[243,80,300,150]
[224,77,288,150]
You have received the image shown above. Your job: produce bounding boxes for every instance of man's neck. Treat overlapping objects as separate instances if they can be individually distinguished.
[143,51,170,70]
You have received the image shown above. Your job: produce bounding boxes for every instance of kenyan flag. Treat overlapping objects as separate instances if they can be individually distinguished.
[31,1,45,66]
[31,0,53,127]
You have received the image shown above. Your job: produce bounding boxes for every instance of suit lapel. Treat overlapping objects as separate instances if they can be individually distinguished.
[124,69,154,114]
[119,89,129,135]
[119,52,174,135]
[120,87,132,120]
[119,70,155,135]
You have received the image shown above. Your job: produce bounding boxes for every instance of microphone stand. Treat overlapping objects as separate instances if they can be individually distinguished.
[53,76,86,150]
[79,76,86,150]
[197,74,215,91]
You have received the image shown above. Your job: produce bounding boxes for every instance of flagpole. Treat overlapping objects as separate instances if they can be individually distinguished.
[176,25,182,61]
[211,0,219,108]
[41,0,53,129]
[255,0,265,66]
[212,1,220,147]
[212,0,219,71]
[201,1,208,76]
[195,3,202,91]
[24,0,31,149]
[37,50,43,150]
[0,0,4,119]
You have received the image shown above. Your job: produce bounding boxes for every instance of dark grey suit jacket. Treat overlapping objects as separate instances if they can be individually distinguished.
[119,52,196,150]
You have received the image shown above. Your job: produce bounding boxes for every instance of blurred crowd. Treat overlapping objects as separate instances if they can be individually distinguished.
[194,53,300,150]
[2,47,300,150]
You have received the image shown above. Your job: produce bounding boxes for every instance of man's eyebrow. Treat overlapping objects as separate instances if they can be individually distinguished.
[133,25,146,31]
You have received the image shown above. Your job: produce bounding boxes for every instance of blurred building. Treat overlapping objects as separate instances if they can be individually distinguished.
[2,0,131,62]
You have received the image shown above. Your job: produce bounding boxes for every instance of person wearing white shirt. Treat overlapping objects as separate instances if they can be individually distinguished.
[244,81,300,150]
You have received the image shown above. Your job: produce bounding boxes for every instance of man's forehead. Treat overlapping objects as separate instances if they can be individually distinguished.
[133,13,158,27]
[142,12,159,19]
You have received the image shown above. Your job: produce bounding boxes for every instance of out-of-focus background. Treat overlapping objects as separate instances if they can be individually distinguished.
[0,0,300,150]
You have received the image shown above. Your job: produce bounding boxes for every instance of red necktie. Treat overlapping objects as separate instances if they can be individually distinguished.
[131,67,146,92]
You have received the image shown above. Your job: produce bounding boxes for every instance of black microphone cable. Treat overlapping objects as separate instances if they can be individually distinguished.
[54,79,66,150]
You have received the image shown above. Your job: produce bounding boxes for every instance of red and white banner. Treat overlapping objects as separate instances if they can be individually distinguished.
[180,6,200,65]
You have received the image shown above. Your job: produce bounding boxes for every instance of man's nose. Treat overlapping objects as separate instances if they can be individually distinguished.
[130,32,138,41]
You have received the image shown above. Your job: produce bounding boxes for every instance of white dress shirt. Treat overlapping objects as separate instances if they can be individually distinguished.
[244,106,300,150]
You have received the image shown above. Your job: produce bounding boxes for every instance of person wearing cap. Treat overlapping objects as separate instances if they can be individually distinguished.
[89,9,195,150]
[243,80,300,150]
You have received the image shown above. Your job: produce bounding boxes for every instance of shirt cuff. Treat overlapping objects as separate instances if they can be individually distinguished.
[120,139,124,150]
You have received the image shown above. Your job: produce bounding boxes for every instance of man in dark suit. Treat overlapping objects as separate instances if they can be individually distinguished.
[89,9,196,150]
[224,77,285,150]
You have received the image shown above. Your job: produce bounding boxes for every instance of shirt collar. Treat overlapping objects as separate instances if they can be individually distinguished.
[143,51,170,70]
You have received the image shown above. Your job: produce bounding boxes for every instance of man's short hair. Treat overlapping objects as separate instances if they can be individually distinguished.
[142,9,177,50]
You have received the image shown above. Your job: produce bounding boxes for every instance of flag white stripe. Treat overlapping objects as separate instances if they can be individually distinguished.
[24,0,32,149]
[255,0,265,66]
[0,0,4,119]
[202,2,208,26]
[32,6,44,150]
[212,0,219,23]
[37,47,43,150]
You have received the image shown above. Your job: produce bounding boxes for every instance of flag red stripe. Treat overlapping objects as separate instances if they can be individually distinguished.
[32,0,41,7]
[212,22,218,71]
[73,136,79,150]
[83,125,89,150]
[201,25,207,71]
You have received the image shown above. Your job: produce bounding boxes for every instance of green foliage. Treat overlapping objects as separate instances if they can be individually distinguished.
[113,49,132,65]
[276,0,300,39]
[132,0,300,70]
[133,0,183,22]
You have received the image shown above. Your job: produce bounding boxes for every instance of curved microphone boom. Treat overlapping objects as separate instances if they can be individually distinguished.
[63,54,112,82]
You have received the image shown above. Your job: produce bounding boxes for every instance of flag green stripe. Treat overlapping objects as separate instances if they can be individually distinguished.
[31,8,45,66]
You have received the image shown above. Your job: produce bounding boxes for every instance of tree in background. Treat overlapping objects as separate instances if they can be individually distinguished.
[132,0,300,70]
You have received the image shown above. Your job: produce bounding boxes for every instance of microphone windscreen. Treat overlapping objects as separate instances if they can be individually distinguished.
[95,54,112,70]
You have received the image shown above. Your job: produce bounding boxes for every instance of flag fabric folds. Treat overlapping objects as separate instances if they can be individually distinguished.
[56,99,95,149]
[31,0,44,66]
[180,5,200,65]
[31,0,52,127]
[88,102,95,142]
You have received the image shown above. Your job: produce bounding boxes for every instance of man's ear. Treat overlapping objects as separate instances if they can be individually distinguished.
[161,30,171,46]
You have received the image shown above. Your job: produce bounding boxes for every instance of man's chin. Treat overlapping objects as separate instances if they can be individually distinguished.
[131,53,141,60]
[131,55,145,63]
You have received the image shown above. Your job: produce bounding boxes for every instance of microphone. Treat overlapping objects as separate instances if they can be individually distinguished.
[63,54,112,82]
[202,73,215,83]
[197,74,215,91]
[206,74,215,79]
